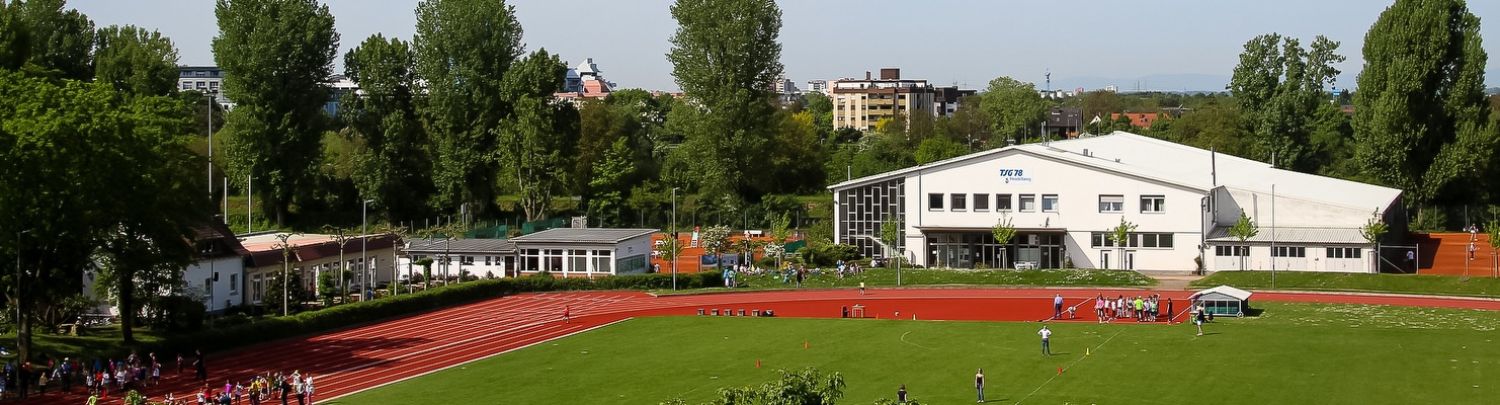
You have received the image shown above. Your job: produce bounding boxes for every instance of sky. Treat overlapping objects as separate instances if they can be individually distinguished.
[72,0,1500,92]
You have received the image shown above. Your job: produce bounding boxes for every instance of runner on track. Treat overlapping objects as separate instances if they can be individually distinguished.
[564,305,571,324]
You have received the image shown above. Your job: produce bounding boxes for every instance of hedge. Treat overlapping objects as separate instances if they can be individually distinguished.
[157,271,723,355]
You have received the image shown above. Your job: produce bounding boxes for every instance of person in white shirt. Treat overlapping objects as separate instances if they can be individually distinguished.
[1052,294,1064,319]
[304,373,315,403]
[1038,325,1053,355]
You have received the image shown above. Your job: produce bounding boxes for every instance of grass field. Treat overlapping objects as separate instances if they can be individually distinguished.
[333,302,1500,404]
[656,268,1155,295]
[1193,271,1500,298]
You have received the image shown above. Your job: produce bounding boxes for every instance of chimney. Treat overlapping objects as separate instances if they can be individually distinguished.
[880,68,900,80]
[865,71,872,80]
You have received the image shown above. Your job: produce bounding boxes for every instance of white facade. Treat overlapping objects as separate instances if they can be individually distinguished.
[184,255,245,312]
[511,229,656,277]
[830,132,1405,273]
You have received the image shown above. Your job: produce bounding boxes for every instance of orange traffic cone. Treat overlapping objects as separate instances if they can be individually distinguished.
[803,340,810,349]
[756,359,761,368]
[1057,366,1063,375]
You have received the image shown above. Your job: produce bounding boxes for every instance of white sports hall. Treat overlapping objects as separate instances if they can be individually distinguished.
[829,132,1407,273]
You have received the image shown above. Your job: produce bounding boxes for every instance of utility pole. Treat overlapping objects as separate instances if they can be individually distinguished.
[672,187,679,290]
[207,91,215,202]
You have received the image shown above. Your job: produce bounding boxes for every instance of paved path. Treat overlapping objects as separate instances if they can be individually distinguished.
[22,287,1500,405]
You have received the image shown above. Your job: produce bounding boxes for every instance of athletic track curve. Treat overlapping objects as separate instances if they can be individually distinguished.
[25,288,1500,405]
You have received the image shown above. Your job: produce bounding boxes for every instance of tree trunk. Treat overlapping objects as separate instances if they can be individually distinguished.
[17,295,31,363]
[118,269,137,343]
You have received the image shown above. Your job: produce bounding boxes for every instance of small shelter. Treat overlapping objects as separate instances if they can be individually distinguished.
[1190,285,1253,317]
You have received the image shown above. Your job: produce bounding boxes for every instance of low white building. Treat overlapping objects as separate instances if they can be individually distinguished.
[829,132,1406,273]
[510,228,657,277]
[399,238,518,281]
[82,222,249,315]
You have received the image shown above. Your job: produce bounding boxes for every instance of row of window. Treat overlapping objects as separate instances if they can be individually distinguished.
[1089,232,1175,249]
[928,193,1165,214]
[1214,246,1364,259]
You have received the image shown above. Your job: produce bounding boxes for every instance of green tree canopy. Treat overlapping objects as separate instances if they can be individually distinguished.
[14,0,94,80]
[93,24,179,97]
[414,0,524,214]
[341,33,433,223]
[1229,33,1345,170]
[1352,0,1495,210]
[212,0,340,225]
[979,76,1047,145]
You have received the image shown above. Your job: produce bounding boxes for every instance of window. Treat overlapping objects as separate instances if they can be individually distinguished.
[229,274,238,293]
[973,193,990,211]
[485,256,492,266]
[928,193,944,210]
[1019,194,1036,212]
[1326,247,1362,259]
[1140,195,1165,213]
[951,194,967,210]
[1098,195,1124,213]
[1215,245,1249,257]
[1272,246,1306,257]
[1041,194,1059,212]
[996,194,1013,211]
[1090,232,1115,248]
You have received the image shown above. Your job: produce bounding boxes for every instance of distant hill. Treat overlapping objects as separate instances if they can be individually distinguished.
[1058,73,1231,93]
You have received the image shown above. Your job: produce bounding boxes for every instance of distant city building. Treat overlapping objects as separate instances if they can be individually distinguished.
[178,66,233,108]
[831,68,936,131]
[556,58,616,101]
[1103,85,1119,93]
[772,74,799,94]
[1044,107,1083,138]
[323,74,360,116]
[933,86,977,117]
[806,79,829,95]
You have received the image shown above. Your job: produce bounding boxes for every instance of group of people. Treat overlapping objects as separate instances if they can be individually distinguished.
[1093,294,1172,323]
[1,350,205,401]
[138,370,315,405]
[834,260,865,279]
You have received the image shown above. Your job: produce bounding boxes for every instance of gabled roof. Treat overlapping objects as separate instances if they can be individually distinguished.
[829,132,1402,212]
[509,228,657,244]
[1191,285,1253,301]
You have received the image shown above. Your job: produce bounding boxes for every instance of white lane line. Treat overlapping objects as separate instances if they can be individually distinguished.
[1013,329,1123,405]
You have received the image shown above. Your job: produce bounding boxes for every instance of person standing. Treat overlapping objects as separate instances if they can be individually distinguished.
[859,281,866,296]
[563,305,571,324]
[1038,325,1053,356]
[176,353,184,377]
[897,384,908,403]
[1195,306,1207,336]
[974,368,986,403]
[1052,294,1064,319]
[303,373,314,404]
[194,350,206,382]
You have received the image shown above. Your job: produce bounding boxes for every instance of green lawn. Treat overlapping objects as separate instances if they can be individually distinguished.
[1192,271,1500,298]
[656,268,1155,295]
[333,302,1500,404]
[0,326,166,363]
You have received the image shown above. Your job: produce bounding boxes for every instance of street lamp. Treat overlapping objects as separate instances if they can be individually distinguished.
[362,199,372,301]
[672,187,679,291]
[15,230,30,340]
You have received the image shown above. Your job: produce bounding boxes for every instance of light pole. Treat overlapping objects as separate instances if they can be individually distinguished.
[15,230,28,340]
[362,199,372,300]
[206,90,216,201]
[672,187,679,291]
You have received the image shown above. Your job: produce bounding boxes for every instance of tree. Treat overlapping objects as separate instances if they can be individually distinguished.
[92,94,210,343]
[0,1,28,71]
[979,76,1047,145]
[213,0,339,225]
[414,0,524,214]
[913,136,968,164]
[768,111,827,194]
[766,212,792,269]
[588,137,634,226]
[1229,34,1345,170]
[1229,211,1260,271]
[1353,0,1495,218]
[496,49,573,221]
[341,34,432,223]
[92,25,178,97]
[1487,219,1499,276]
[992,216,1016,268]
[803,91,833,134]
[666,0,784,202]
[879,216,900,263]
[14,0,94,80]
[1361,212,1389,272]
[1110,217,1138,270]
[700,225,733,270]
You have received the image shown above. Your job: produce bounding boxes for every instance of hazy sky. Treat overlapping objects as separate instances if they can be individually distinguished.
[72,0,1500,91]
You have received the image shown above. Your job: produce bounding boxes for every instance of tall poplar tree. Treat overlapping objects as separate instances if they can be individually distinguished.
[212,0,340,225]
[1353,0,1494,215]
[666,0,784,203]
[414,0,524,215]
[342,34,432,223]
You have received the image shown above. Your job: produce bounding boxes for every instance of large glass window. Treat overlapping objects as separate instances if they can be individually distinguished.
[1272,246,1306,257]
[973,193,990,211]
[1215,245,1249,256]
[928,193,944,210]
[1326,247,1362,258]
[1098,195,1123,213]
[1019,194,1036,212]
[996,194,1012,211]
[951,194,967,211]
[1140,195,1165,213]
[1041,194,1059,212]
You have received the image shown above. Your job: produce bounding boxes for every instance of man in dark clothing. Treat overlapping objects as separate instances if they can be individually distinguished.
[194,350,206,382]
[280,376,291,405]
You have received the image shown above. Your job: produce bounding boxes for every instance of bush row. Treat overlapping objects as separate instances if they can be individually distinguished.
[155,271,723,355]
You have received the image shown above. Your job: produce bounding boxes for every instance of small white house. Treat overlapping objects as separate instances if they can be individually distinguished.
[510,228,657,277]
[82,222,249,315]
[400,238,518,281]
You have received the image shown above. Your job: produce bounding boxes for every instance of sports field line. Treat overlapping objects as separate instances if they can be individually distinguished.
[1011,328,1124,405]
[315,317,636,404]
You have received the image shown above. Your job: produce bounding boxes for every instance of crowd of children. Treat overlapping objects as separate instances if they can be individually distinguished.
[1093,294,1172,323]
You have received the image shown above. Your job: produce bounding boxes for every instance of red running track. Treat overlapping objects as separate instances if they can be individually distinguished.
[23,288,1500,405]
